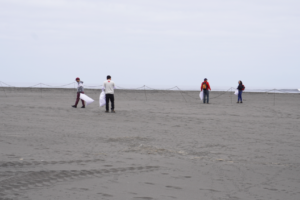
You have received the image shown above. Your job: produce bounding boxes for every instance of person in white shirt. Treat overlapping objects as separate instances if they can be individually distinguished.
[103,75,115,113]
[72,77,85,108]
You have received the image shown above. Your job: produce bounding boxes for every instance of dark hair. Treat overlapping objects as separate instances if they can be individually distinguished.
[239,80,243,84]
[107,75,111,80]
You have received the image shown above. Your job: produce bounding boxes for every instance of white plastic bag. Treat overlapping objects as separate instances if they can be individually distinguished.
[99,91,106,107]
[199,91,203,100]
[234,89,238,95]
[80,94,94,106]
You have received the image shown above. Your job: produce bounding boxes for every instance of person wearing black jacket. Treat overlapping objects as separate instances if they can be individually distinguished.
[237,81,245,103]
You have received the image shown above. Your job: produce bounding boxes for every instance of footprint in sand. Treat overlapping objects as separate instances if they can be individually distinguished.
[166,186,182,190]
[144,182,155,185]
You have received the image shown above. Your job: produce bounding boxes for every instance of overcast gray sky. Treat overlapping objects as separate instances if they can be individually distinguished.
[0,0,299,89]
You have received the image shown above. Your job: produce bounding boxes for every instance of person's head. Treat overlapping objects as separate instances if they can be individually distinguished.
[107,75,111,80]
[75,77,80,82]
[204,78,207,82]
[239,80,242,84]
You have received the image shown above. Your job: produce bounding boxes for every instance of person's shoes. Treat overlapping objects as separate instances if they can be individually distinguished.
[111,110,116,113]
[105,111,109,113]
[72,105,77,108]
[237,102,239,103]
[81,106,85,108]
[240,101,243,103]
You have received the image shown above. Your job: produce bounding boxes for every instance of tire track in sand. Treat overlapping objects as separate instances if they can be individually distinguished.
[0,159,159,199]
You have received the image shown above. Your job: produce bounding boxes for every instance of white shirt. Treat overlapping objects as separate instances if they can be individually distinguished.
[103,80,115,94]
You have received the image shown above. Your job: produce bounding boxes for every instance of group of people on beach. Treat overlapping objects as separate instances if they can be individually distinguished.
[72,76,116,113]
[71,76,245,111]
[200,78,245,104]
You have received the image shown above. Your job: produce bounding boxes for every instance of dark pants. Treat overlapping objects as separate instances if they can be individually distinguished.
[238,90,243,102]
[106,94,115,111]
[203,90,209,103]
[75,92,85,106]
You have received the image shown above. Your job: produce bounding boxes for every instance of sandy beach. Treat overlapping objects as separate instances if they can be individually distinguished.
[0,88,300,200]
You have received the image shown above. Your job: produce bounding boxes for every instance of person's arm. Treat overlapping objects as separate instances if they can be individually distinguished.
[200,83,203,91]
[102,82,106,92]
[208,82,211,90]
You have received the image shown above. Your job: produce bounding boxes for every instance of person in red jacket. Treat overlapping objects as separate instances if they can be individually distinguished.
[201,78,211,104]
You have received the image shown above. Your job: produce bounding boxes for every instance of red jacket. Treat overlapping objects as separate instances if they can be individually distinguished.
[201,81,211,91]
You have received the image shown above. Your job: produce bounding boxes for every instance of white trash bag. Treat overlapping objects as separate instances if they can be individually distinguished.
[199,91,203,100]
[80,94,94,106]
[234,89,239,95]
[99,91,106,107]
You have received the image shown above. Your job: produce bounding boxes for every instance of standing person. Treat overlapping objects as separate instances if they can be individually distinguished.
[72,77,85,108]
[201,78,211,104]
[103,75,115,113]
[237,80,245,103]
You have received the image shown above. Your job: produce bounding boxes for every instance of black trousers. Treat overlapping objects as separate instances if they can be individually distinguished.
[105,94,115,111]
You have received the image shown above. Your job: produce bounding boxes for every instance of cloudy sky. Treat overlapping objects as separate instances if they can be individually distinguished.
[0,0,299,89]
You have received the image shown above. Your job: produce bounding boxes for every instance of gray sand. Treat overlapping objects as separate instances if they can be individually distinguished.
[0,88,300,200]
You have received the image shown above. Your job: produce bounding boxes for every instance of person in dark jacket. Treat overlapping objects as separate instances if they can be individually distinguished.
[72,77,85,108]
[201,78,211,104]
[237,80,245,103]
